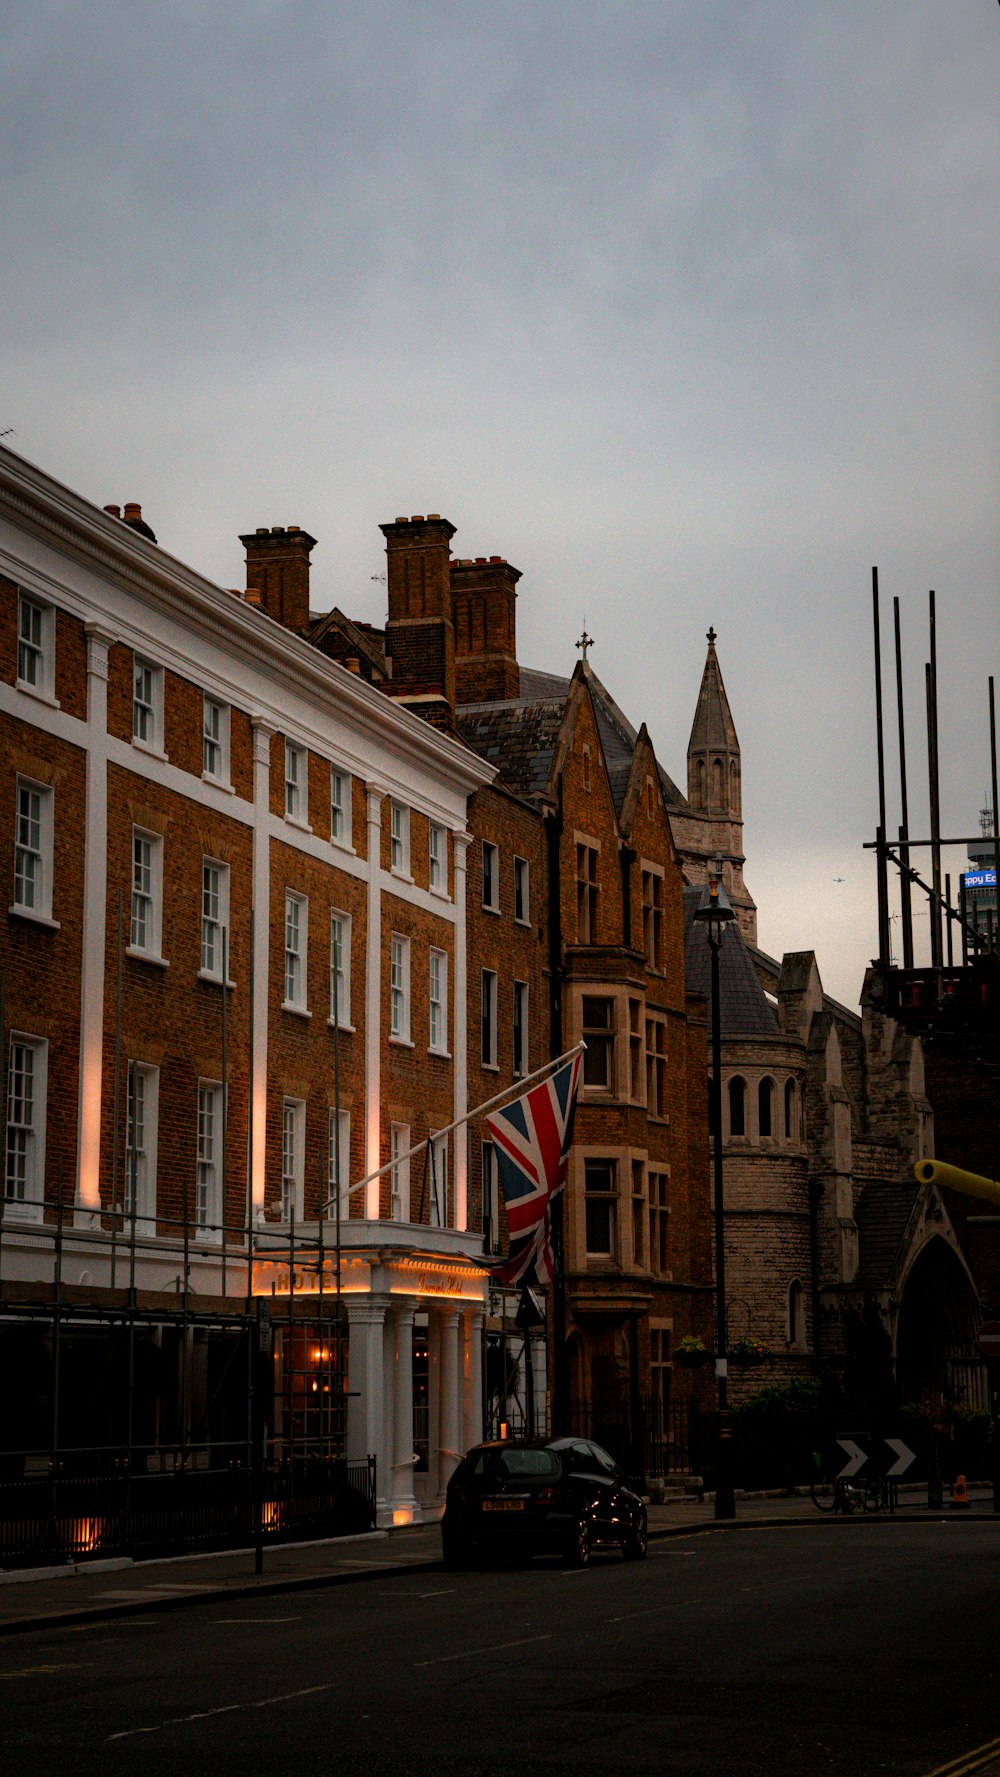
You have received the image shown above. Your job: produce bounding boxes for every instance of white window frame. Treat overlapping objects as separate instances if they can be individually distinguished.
[390,933,411,1042]
[330,765,352,849]
[125,1061,159,1232]
[482,1139,500,1254]
[513,855,530,925]
[129,827,164,961]
[12,776,54,922]
[513,979,529,1078]
[390,1121,411,1222]
[390,801,410,877]
[481,968,498,1069]
[428,1132,448,1228]
[132,655,164,753]
[482,841,499,912]
[429,947,449,1055]
[196,1079,224,1239]
[284,740,308,825]
[328,1107,351,1213]
[199,857,230,982]
[16,592,55,702]
[281,1097,306,1221]
[202,696,231,786]
[429,823,447,895]
[283,891,309,1012]
[3,1035,47,1223]
[329,910,352,1028]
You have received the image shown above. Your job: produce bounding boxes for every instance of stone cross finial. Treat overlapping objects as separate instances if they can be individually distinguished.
[576,624,594,662]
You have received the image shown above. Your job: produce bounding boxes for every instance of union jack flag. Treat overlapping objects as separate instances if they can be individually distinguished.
[485,1052,582,1285]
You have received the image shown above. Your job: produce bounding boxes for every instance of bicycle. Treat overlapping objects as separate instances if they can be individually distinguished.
[810,1456,895,1515]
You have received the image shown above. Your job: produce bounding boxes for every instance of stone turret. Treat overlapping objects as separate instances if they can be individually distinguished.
[670,629,757,943]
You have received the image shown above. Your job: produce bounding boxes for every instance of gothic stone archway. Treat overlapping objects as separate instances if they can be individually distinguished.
[896,1236,985,1411]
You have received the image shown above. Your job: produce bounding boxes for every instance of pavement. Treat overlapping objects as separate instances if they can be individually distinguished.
[0,1482,994,1638]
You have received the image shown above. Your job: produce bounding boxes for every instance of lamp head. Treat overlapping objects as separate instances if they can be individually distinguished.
[694,857,736,940]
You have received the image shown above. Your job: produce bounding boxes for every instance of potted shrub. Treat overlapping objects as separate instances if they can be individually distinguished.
[674,1336,712,1369]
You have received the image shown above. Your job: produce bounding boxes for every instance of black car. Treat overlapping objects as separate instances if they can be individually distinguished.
[441,1436,648,1568]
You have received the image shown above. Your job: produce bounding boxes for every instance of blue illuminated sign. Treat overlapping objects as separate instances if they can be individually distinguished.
[963,870,997,890]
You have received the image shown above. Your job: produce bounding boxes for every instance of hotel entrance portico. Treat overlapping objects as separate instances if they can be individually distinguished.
[253,1222,486,1527]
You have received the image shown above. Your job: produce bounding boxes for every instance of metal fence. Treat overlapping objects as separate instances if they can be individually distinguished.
[567,1397,704,1492]
[0,1443,376,1568]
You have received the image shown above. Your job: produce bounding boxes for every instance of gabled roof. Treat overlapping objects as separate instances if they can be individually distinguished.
[853,1180,921,1290]
[687,630,739,757]
[309,606,389,678]
[682,886,781,1037]
[580,661,687,813]
[454,697,565,804]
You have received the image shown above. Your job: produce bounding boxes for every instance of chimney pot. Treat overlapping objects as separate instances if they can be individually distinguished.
[395,516,408,524]
[427,513,441,521]
[123,503,142,521]
[104,504,121,519]
[410,515,425,524]
[346,657,361,674]
[244,587,262,606]
[256,527,268,535]
[489,556,503,563]
[475,557,487,564]
[271,526,285,535]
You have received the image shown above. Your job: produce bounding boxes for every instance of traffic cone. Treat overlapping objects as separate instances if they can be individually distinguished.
[951,1473,970,1509]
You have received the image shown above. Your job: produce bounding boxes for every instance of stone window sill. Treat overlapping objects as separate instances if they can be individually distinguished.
[281,1000,312,1019]
[127,947,169,969]
[9,904,60,931]
[16,679,60,711]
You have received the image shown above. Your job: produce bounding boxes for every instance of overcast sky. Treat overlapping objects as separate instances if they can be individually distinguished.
[3,1,998,1005]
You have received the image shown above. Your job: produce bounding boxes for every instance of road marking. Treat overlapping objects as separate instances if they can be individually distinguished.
[923,1735,1000,1777]
[418,1589,455,1598]
[210,1617,301,1625]
[607,1599,703,1623]
[414,1634,551,1668]
[0,1662,89,1680]
[106,1682,333,1741]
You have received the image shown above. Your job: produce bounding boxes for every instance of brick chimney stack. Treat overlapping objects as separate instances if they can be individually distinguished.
[451,555,521,705]
[239,525,317,636]
[381,514,457,728]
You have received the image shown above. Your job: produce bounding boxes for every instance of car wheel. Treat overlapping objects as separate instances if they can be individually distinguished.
[441,1534,470,1571]
[623,1512,648,1561]
[565,1516,592,1568]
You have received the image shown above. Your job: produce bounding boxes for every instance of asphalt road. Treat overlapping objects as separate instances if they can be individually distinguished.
[3,1522,1000,1777]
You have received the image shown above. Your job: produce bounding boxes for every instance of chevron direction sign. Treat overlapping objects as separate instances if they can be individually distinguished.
[836,1435,916,1480]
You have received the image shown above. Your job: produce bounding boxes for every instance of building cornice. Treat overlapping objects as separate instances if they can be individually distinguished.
[0,446,495,800]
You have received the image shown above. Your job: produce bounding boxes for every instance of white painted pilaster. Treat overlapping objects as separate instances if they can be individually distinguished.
[426,1309,441,1503]
[76,624,115,1218]
[250,719,275,1214]
[452,831,470,1230]
[365,786,384,1217]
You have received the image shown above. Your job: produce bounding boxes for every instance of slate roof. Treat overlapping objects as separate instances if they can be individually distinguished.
[454,698,564,804]
[683,886,781,1037]
[853,1180,920,1290]
[687,633,739,756]
[581,663,687,811]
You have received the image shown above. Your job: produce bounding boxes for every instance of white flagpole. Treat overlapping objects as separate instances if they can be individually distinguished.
[315,1041,586,1219]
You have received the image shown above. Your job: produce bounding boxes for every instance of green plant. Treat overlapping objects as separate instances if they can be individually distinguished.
[674,1335,711,1367]
[729,1337,771,1365]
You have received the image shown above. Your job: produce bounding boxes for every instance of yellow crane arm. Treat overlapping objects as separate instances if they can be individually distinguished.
[914,1159,1000,1206]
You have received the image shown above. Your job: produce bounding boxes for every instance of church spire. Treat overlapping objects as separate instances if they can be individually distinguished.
[687,627,741,818]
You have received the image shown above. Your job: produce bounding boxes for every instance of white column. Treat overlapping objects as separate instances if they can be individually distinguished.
[347,1294,390,1521]
[452,831,470,1230]
[250,720,275,1216]
[389,1297,419,1524]
[426,1309,441,1502]
[438,1307,462,1497]
[463,1308,484,1452]
[76,625,115,1220]
[365,786,384,1217]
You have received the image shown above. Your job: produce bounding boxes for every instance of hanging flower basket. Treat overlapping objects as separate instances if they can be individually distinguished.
[674,1337,712,1369]
[728,1337,771,1368]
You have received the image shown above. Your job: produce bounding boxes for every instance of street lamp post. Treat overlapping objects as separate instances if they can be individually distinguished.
[694,857,737,1521]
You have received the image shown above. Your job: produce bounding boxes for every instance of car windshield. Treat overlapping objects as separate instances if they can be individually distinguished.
[466,1448,560,1481]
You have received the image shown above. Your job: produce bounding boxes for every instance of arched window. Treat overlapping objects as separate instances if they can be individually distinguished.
[758,1077,774,1139]
[695,760,706,808]
[787,1279,805,1347]
[728,1076,746,1137]
[784,1078,797,1141]
[712,758,724,806]
[729,758,740,814]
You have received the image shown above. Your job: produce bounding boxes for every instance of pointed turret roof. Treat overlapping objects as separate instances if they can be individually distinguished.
[687,628,739,757]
